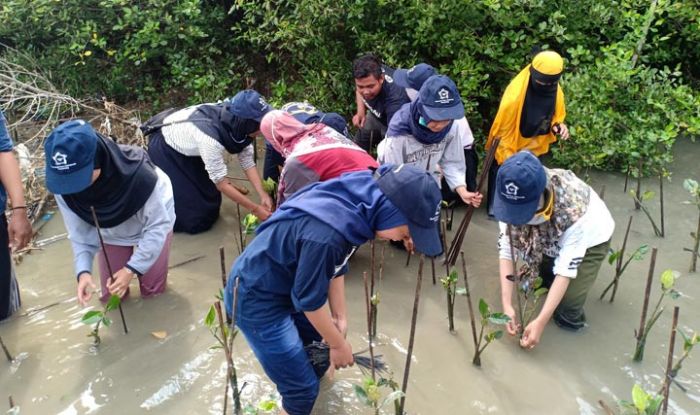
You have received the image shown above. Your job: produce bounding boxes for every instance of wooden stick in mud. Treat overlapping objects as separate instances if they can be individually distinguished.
[598,399,615,415]
[599,215,633,302]
[0,335,13,362]
[8,396,15,410]
[168,254,205,270]
[431,257,436,285]
[405,250,411,267]
[378,241,386,280]
[236,205,244,254]
[661,306,679,414]
[624,163,630,193]
[692,210,700,273]
[635,248,658,351]
[634,158,642,210]
[446,138,500,266]
[399,255,425,415]
[90,206,128,335]
[659,173,665,237]
[369,241,377,339]
[222,278,242,415]
[363,272,376,381]
[219,247,227,289]
[460,251,478,349]
[441,219,455,332]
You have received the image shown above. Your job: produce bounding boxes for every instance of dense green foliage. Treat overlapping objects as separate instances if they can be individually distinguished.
[1,0,697,173]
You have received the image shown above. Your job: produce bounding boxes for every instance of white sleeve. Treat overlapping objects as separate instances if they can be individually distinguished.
[553,223,588,278]
[55,196,99,277]
[497,221,514,260]
[196,136,228,183]
[455,117,475,149]
[377,136,405,165]
[237,143,256,171]
[439,126,467,190]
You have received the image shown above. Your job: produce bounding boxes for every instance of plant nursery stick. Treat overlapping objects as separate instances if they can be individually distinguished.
[431,257,436,285]
[0,335,13,362]
[168,254,205,270]
[460,252,478,349]
[634,158,642,210]
[378,241,386,280]
[624,163,630,193]
[662,306,679,415]
[363,272,376,381]
[634,248,657,362]
[370,241,378,339]
[90,206,128,334]
[405,250,411,267]
[659,174,665,237]
[400,255,424,415]
[219,247,226,288]
[611,216,634,302]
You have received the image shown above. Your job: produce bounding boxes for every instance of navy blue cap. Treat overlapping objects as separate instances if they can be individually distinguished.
[418,75,465,121]
[44,120,98,195]
[318,112,349,137]
[229,90,272,122]
[375,164,443,257]
[393,63,438,91]
[493,151,547,225]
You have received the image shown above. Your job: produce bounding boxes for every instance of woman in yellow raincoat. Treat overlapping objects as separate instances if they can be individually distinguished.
[485,51,569,215]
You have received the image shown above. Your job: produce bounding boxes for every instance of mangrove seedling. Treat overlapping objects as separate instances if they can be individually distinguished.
[262,177,278,208]
[441,269,458,332]
[630,189,662,237]
[205,300,242,414]
[682,178,700,272]
[243,396,278,415]
[508,274,549,339]
[81,294,121,347]
[237,213,261,253]
[354,377,404,415]
[618,384,662,415]
[666,329,699,393]
[633,267,680,362]
[600,239,650,303]
[472,298,510,367]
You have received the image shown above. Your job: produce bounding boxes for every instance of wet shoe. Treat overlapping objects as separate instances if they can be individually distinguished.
[553,312,587,332]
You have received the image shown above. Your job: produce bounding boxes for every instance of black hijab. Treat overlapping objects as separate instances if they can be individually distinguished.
[63,134,158,228]
[519,67,561,138]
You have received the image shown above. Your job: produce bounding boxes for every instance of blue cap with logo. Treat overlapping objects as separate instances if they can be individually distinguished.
[393,63,438,91]
[375,164,443,257]
[229,89,272,122]
[418,75,465,121]
[318,112,350,138]
[493,151,547,225]
[44,119,98,195]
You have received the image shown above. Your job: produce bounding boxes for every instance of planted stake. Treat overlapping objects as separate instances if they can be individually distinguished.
[634,158,642,210]
[9,396,15,409]
[431,257,436,285]
[363,272,376,381]
[236,205,244,254]
[90,207,128,335]
[633,248,658,362]
[399,255,424,415]
[378,242,386,280]
[168,254,205,270]
[446,138,500,266]
[691,210,700,273]
[441,220,455,332]
[222,278,242,415]
[0,335,13,362]
[624,163,630,193]
[405,250,411,267]
[460,252,478,349]
[659,174,665,237]
[369,241,378,339]
[599,216,633,302]
[219,247,227,289]
[662,306,679,415]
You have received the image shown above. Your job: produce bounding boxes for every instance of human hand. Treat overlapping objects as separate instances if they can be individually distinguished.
[352,113,366,128]
[461,191,483,208]
[520,317,546,349]
[107,267,135,298]
[260,193,274,212]
[77,273,97,306]
[8,210,32,251]
[251,204,271,221]
[502,304,520,336]
[553,123,570,140]
[330,340,354,369]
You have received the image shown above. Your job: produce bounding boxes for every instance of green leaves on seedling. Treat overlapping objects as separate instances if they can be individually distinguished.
[683,178,699,200]
[659,269,679,291]
[473,298,511,366]
[354,377,404,414]
[243,396,278,414]
[262,177,277,196]
[242,213,260,235]
[440,270,458,289]
[679,330,699,353]
[81,294,121,347]
[619,384,662,415]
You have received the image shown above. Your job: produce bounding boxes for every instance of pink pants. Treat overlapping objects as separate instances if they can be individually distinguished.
[97,232,173,302]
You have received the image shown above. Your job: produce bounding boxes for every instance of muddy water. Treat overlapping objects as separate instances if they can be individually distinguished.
[1,138,699,415]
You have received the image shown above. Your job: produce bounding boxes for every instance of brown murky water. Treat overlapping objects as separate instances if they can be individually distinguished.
[1,138,699,414]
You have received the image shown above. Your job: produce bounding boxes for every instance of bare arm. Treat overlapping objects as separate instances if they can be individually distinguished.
[243,164,273,211]
[216,178,270,220]
[521,275,570,348]
[499,258,519,335]
[352,90,366,128]
[305,303,353,369]
[328,276,347,337]
[0,152,31,250]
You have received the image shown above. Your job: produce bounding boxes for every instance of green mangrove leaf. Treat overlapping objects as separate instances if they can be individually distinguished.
[487,313,511,325]
[371,293,380,305]
[478,298,489,319]
[659,269,679,291]
[608,250,620,265]
[633,244,650,260]
[683,178,698,195]
[493,330,504,340]
[257,398,278,411]
[534,287,549,298]
[102,316,112,327]
[105,294,121,312]
[353,384,371,406]
[262,177,277,195]
[205,305,216,328]
[81,310,104,325]
[646,396,663,415]
[668,289,681,300]
[642,190,655,201]
[533,276,544,289]
[632,384,649,412]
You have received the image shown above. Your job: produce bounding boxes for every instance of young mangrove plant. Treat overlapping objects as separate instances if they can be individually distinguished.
[236,213,260,253]
[262,177,278,208]
[667,328,699,394]
[242,397,278,415]
[633,264,680,362]
[509,275,549,340]
[472,298,510,367]
[618,384,663,415]
[600,218,649,302]
[630,189,662,237]
[441,269,458,332]
[682,178,700,272]
[354,377,404,415]
[81,294,122,348]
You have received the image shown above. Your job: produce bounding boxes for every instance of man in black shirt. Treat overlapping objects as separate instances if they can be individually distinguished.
[352,54,410,153]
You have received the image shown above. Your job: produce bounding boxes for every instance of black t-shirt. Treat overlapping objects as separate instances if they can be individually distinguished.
[363,65,410,127]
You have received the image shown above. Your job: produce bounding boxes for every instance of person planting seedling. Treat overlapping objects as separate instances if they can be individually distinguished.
[494,151,614,349]
[224,164,443,415]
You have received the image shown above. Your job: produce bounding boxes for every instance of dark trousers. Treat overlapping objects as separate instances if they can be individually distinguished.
[0,214,20,321]
[263,142,285,182]
[147,131,221,234]
[354,112,386,155]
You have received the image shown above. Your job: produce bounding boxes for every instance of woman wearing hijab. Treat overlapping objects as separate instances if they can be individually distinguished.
[45,120,175,305]
[224,164,443,415]
[378,74,482,207]
[145,90,273,234]
[486,50,569,215]
[261,110,378,205]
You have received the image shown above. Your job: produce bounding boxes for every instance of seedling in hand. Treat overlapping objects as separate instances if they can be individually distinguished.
[81,294,121,348]
[472,298,510,367]
[508,274,548,339]
[262,177,278,208]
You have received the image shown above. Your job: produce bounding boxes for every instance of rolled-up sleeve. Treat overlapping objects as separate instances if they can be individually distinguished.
[291,239,347,312]
[237,143,256,171]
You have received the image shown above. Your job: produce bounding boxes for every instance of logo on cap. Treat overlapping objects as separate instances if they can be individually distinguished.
[51,151,75,171]
[259,97,269,111]
[430,202,440,223]
[435,88,454,104]
[502,182,525,200]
